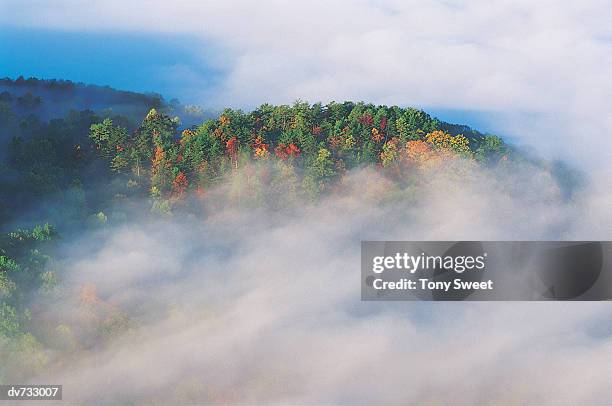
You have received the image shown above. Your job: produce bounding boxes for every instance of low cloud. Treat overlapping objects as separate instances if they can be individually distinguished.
[7,162,609,404]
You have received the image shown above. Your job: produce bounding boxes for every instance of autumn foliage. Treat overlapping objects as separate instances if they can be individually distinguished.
[226,136,239,170]
[274,143,301,160]
[253,135,270,159]
[172,171,189,199]
[87,102,509,206]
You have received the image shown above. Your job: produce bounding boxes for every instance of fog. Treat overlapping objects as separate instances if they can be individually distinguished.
[3,159,609,405]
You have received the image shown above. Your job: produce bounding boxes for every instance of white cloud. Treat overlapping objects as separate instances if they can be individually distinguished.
[16,165,612,403]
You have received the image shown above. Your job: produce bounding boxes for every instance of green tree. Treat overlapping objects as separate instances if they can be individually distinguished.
[302,147,335,199]
[474,135,508,163]
[89,118,129,164]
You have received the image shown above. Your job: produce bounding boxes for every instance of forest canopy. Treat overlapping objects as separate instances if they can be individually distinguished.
[1,77,575,232]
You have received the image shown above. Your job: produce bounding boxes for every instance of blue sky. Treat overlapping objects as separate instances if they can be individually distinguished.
[0,27,501,135]
[0,27,221,103]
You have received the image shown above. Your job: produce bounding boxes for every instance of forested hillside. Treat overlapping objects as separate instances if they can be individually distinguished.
[89,103,513,214]
[0,78,574,382]
[0,77,163,121]
[0,77,212,227]
[1,77,515,231]
[0,77,211,138]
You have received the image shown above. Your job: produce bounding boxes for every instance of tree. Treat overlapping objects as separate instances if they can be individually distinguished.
[150,146,173,195]
[474,135,507,163]
[405,140,435,166]
[274,143,300,160]
[89,118,129,164]
[226,136,239,170]
[253,135,270,159]
[302,147,335,198]
[172,171,189,199]
[425,130,471,157]
[142,108,178,150]
[395,109,433,141]
[380,137,400,168]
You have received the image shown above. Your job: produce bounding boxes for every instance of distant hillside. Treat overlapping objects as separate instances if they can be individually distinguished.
[0,76,213,129]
